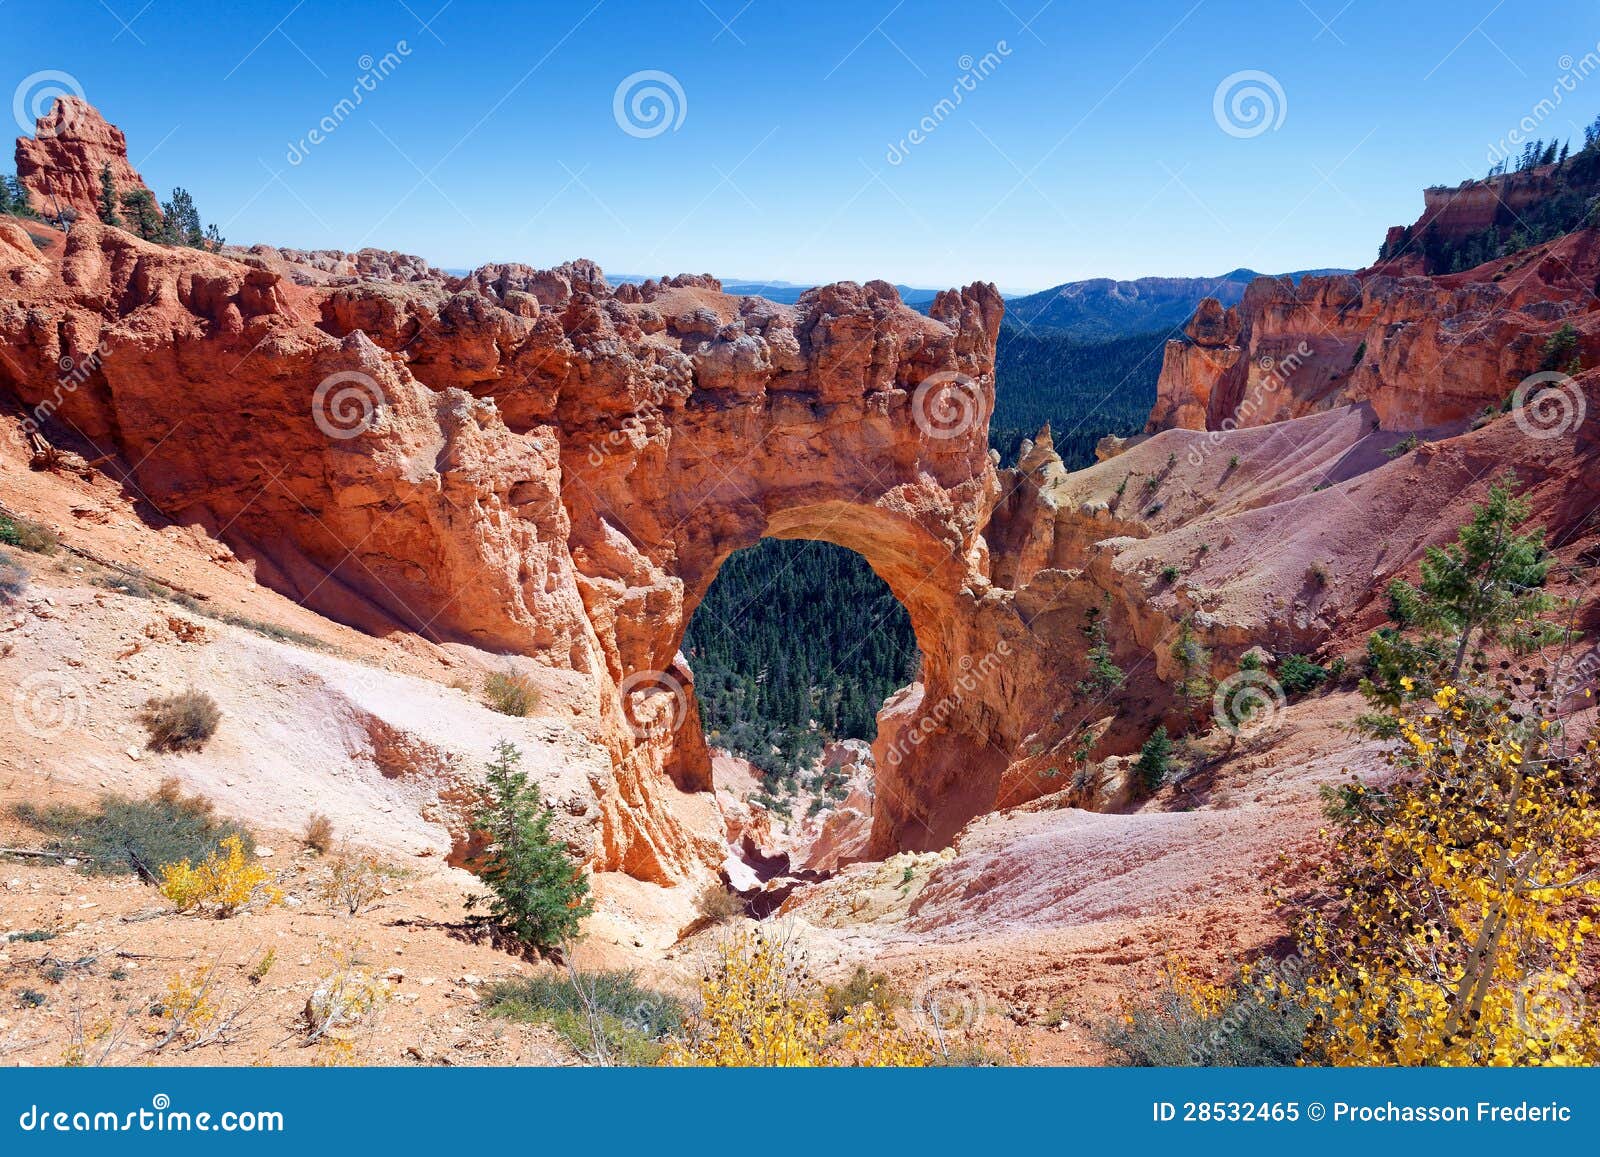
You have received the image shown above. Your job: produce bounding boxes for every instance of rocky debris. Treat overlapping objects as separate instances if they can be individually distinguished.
[235,245,448,286]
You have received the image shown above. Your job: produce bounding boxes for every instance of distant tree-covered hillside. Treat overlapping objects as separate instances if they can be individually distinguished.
[990,324,1168,467]
[685,538,919,787]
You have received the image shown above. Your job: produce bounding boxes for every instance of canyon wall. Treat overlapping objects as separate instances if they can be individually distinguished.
[1150,223,1600,437]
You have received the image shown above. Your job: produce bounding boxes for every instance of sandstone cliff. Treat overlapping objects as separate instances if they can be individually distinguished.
[15,97,158,221]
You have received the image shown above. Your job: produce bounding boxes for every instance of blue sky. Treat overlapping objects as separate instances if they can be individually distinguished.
[3,0,1597,290]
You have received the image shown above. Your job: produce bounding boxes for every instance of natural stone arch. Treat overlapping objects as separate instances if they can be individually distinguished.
[0,218,1131,881]
[669,500,1002,855]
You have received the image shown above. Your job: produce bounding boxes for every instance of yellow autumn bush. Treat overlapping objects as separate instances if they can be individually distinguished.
[1295,686,1600,1065]
[659,929,936,1067]
[159,834,281,916]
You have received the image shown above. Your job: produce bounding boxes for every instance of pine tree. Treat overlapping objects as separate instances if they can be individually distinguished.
[97,164,121,226]
[1367,473,1565,702]
[1074,602,1124,698]
[1135,726,1173,795]
[118,188,161,240]
[466,740,593,951]
[161,187,204,247]
[5,176,37,218]
[1169,617,1213,724]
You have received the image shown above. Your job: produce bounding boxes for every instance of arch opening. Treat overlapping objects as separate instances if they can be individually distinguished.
[683,535,922,873]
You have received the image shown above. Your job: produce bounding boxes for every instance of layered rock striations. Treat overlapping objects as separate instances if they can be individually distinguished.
[1150,223,1600,435]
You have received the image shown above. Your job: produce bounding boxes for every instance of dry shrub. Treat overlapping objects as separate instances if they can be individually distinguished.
[483,670,539,717]
[824,965,898,1021]
[150,956,268,1053]
[304,961,387,1044]
[0,514,57,554]
[320,851,394,916]
[659,930,937,1067]
[138,689,221,752]
[303,812,334,853]
[695,883,745,925]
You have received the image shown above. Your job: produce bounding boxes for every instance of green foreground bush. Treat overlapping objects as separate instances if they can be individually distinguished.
[14,780,252,879]
[481,970,685,1064]
[1098,968,1311,1067]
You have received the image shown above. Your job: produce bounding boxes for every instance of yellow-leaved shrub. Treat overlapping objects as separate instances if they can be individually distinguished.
[1294,686,1600,1065]
[659,929,936,1067]
[159,835,281,916]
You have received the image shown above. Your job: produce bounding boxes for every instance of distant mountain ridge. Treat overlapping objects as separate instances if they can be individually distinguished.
[1003,267,1351,341]
[441,266,1351,342]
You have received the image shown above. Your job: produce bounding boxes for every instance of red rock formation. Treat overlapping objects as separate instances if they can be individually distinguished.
[1150,226,1600,436]
[6,103,1596,887]
[14,97,158,221]
[0,162,1032,873]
